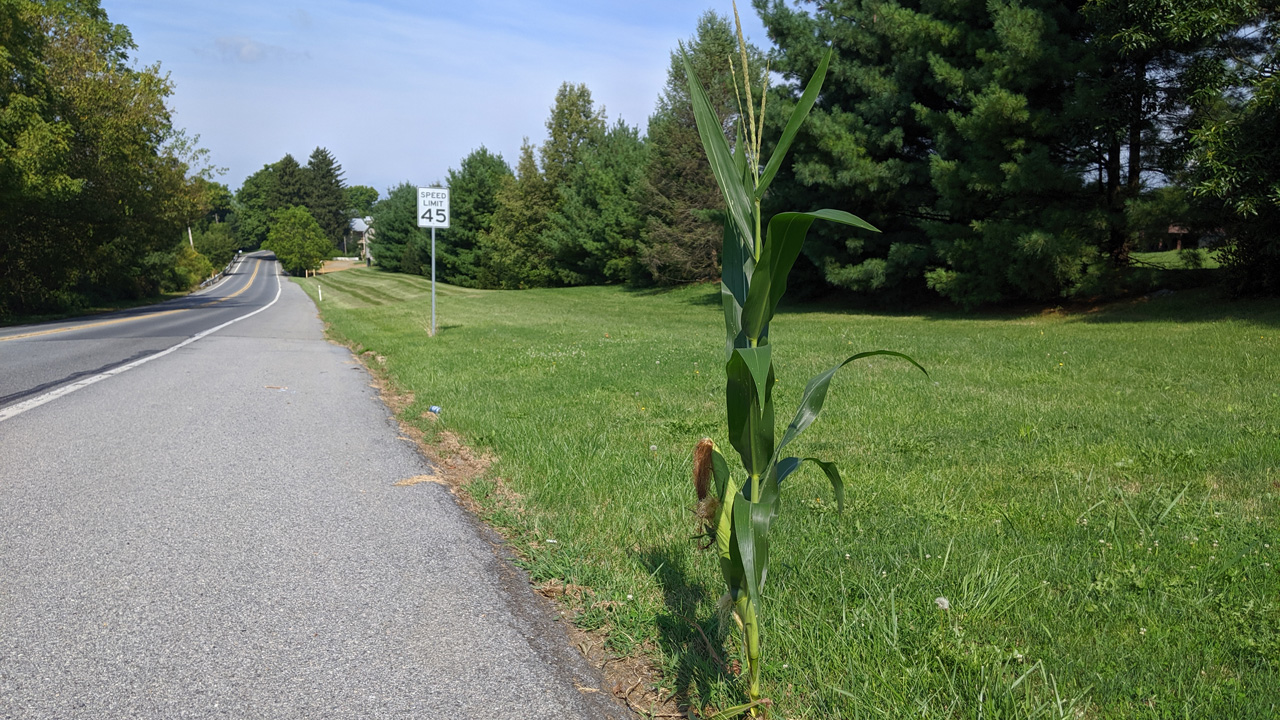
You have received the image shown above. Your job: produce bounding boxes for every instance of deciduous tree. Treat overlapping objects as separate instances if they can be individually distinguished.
[263,205,332,275]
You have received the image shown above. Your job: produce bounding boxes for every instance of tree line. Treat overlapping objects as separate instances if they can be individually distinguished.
[193,147,382,276]
[0,0,221,319]
[370,3,1277,305]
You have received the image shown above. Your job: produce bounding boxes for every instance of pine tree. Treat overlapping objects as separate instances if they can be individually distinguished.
[476,140,557,288]
[439,146,511,287]
[367,182,422,274]
[757,0,1100,307]
[268,153,306,211]
[544,119,648,284]
[540,83,606,190]
[303,146,348,250]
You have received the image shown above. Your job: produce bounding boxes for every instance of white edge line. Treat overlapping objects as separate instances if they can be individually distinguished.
[0,263,283,424]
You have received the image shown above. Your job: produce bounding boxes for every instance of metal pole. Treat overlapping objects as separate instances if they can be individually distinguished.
[430,226,437,336]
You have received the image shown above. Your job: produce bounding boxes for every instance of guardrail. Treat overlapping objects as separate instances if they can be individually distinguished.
[199,253,243,290]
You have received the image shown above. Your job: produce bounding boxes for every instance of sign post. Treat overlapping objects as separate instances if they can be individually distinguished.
[416,187,450,336]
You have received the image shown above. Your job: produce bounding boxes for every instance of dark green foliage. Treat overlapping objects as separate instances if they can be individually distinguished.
[268,154,306,211]
[438,146,511,287]
[303,147,348,249]
[192,223,239,269]
[232,164,275,250]
[367,182,423,275]
[544,120,648,284]
[756,0,1106,308]
[640,11,761,285]
[539,82,606,190]
[345,185,378,218]
[194,179,234,229]
[1188,8,1278,294]
[263,205,332,275]
[0,0,209,318]
[477,140,558,288]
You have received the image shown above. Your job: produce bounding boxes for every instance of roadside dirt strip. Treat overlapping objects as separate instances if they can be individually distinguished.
[0,263,630,719]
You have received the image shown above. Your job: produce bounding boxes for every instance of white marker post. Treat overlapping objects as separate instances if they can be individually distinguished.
[416,187,450,336]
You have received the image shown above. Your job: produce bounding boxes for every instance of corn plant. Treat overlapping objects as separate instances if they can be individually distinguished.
[686,12,925,716]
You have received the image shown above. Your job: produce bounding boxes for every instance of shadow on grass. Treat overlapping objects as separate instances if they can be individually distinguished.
[638,543,738,712]
[767,285,1280,327]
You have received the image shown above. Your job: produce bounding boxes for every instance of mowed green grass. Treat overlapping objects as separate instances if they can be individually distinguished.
[298,268,1279,719]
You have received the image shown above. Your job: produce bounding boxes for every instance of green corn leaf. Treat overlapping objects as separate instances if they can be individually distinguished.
[726,349,776,480]
[710,444,732,500]
[720,218,753,359]
[756,48,832,200]
[737,346,772,416]
[775,350,927,458]
[778,456,845,512]
[733,473,780,610]
[682,53,755,250]
[741,209,878,342]
[717,474,744,592]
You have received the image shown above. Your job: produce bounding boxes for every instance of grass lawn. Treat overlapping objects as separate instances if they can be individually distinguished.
[1131,249,1222,270]
[298,268,1278,719]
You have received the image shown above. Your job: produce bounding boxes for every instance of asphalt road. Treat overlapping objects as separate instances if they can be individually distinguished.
[0,253,278,415]
[0,257,627,718]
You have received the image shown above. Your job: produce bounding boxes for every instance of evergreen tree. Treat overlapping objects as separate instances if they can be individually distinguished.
[540,82,607,191]
[439,146,511,287]
[303,146,348,250]
[1078,0,1269,265]
[640,10,763,285]
[544,119,648,284]
[1189,8,1279,294]
[268,153,306,211]
[367,182,422,274]
[757,0,1103,307]
[477,140,557,288]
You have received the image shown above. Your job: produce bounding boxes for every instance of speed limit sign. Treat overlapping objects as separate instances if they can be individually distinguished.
[417,187,450,228]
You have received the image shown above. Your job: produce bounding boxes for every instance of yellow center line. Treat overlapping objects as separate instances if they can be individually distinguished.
[0,258,264,342]
[198,259,260,306]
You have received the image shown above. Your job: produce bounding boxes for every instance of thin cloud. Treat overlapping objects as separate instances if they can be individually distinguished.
[211,36,309,63]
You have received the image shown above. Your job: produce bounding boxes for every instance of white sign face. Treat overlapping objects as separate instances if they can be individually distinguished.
[417,187,450,228]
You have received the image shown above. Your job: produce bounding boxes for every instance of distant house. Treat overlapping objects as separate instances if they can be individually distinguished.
[349,217,374,261]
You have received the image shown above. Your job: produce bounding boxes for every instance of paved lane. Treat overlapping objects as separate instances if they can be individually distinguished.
[0,266,626,718]
[0,252,277,411]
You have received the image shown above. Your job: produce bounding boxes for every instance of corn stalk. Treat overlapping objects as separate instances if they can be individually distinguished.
[686,8,926,715]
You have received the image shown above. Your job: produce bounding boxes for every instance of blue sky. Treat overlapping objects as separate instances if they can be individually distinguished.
[105,1,773,196]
